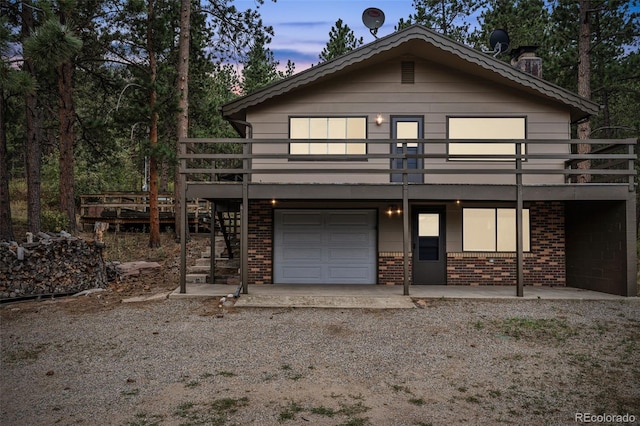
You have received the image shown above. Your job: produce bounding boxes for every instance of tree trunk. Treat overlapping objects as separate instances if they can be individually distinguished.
[577,0,591,183]
[147,0,160,248]
[58,60,76,232]
[22,0,42,234]
[0,94,13,241]
[174,0,191,243]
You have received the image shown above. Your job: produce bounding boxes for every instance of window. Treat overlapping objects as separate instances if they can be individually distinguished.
[290,117,366,155]
[463,208,530,252]
[448,117,526,160]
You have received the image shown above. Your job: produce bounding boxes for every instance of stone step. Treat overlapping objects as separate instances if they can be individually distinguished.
[188,265,211,273]
[216,258,240,266]
[186,273,209,284]
[212,276,240,285]
[195,258,212,267]
[188,265,239,274]
[193,258,239,268]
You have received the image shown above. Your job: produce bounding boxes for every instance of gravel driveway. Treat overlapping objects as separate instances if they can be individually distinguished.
[1,296,639,425]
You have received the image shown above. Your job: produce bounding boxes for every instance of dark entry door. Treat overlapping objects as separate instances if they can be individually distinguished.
[412,207,446,284]
[391,116,423,183]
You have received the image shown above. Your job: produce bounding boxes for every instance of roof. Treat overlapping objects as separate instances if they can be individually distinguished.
[222,25,599,131]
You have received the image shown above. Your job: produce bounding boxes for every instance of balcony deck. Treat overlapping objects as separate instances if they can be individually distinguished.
[180,138,637,201]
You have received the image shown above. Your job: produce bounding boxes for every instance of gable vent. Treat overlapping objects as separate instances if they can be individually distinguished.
[401,61,415,84]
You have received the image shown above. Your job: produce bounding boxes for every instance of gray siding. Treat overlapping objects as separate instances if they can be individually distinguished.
[247,58,570,185]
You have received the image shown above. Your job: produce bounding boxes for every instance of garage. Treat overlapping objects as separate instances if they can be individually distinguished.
[273,209,377,284]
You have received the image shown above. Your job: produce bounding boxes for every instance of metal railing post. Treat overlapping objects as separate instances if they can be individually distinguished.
[241,139,249,294]
[402,141,410,296]
[179,139,187,294]
[515,142,524,297]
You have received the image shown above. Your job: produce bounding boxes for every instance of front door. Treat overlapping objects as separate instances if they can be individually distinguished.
[391,116,423,183]
[412,207,446,284]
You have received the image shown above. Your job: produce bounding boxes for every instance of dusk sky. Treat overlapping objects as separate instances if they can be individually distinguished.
[235,0,417,70]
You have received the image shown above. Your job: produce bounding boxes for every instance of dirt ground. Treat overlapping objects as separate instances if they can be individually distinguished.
[39,232,216,315]
[1,233,640,425]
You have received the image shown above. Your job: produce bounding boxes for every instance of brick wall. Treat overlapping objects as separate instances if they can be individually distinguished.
[447,202,565,286]
[378,253,412,286]
[247,201,565,286]
[247,200,273,284]
[526,201,566,286]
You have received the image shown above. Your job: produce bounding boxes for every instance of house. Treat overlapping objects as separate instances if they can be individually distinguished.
[178,25,637,297]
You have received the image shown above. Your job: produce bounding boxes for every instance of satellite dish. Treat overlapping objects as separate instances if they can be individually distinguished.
[362,7,385,38]
[489,29,510,56]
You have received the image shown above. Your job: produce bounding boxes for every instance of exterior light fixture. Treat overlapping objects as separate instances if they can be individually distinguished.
[386,204,401,216]
[375,114,383,125]
[271,199,276,206]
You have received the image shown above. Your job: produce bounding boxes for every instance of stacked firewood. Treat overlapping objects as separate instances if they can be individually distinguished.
[0,232,107,299]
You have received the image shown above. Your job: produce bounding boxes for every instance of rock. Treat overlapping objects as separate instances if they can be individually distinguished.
[415,299,428,308]
[117,261,162,277]
[73,288,107,297]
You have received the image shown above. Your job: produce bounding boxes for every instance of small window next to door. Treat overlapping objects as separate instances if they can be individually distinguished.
[418,213,439,260]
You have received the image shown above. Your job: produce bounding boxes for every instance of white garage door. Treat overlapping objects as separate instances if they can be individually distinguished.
[274,209,377,284]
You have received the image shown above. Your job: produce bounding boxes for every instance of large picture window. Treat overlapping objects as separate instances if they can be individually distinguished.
[290,117,366,155]
[463,208,530,252]
[448,117,526,161]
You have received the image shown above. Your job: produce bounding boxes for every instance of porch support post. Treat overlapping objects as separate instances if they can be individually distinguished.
[209,202,215,284]
[515,143,524,297]
[179,157,187,294]
[626,193,637,296]
[402,142,410,296]
[625,141,637,296]
[241,139,249,294]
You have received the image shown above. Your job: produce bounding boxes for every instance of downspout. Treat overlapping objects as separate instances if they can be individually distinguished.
[226,118,253,295]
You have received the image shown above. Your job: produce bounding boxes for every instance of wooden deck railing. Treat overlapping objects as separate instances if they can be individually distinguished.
[179,138,637,189]
[79,192,211,231]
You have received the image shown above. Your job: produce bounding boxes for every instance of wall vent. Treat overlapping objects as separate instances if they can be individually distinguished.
[401,61,415,84]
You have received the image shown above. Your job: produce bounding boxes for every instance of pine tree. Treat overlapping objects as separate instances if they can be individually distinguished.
[174,0,190,242]
[241,32,293,95]
[470,0,549,54]
[0,17,33,240]
[397,0,481,44]
[319,19,363,62]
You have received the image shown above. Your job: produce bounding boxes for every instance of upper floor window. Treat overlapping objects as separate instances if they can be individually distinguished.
[290,117,366,155]
[448,117,526,161]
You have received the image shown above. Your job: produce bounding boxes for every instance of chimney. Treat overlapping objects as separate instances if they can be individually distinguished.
[511,46,542,79]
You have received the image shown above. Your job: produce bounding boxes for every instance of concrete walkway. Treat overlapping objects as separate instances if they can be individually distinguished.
[169,284,635,309]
